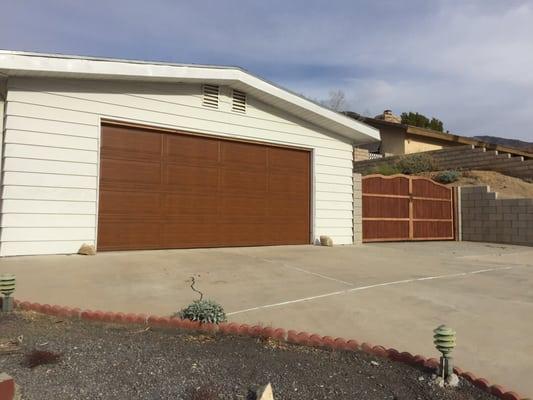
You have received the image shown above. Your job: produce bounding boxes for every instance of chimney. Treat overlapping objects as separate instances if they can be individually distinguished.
[375,109,401,124]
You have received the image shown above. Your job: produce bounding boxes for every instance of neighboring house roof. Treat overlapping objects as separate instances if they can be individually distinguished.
[345,111,533,158]
[0,50,379,144]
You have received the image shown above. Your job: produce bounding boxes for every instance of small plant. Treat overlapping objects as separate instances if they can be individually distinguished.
[366,163,401,176]
[177,299,227,324]
[396,153,437,174]
[433,170,461,184]
[23,350,61,368]
[177,276,226,324]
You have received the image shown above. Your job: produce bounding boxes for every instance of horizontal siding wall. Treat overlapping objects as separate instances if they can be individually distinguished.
[1,77,355,256]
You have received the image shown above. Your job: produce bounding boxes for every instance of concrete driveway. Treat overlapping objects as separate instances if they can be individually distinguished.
[1,242,532,396]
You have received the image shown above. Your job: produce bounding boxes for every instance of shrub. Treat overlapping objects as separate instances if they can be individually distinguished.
[366,163,401,176]
[396,153,437,174]
[177,299,227,324]
[433,170,461,184]
[23,350,61,368]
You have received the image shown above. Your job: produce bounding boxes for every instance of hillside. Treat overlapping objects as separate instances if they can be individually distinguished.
[473,135,533,152]
[424,170,533,199]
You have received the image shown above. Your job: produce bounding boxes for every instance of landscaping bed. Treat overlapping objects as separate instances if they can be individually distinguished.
[0,311,497,400]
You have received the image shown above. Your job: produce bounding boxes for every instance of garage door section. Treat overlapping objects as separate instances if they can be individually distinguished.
[97,123,310,251]
[362,174,455,242]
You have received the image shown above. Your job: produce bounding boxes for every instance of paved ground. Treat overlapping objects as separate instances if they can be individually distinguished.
[1,241,532,396]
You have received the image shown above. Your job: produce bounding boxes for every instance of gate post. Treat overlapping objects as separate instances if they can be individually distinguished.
[456,187,462,241]
[353,173,363,244]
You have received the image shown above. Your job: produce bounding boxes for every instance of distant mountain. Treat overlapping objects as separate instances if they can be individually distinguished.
[473,135,533,153]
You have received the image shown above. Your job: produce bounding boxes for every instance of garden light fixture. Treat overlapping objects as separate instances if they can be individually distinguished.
[433,324,456,378]
[0,274,16,312]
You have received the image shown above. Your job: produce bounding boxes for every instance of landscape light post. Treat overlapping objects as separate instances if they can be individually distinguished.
[0,274,16,312]
[433,325,456,379]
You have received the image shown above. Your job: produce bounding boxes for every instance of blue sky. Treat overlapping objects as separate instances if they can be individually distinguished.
[1,0,532,141]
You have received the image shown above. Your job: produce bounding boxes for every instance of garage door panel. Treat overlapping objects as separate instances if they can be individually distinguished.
[268,197,309,217]
[219,223,269,245]
[165,134,219,166]
[100,159,162,185]
[220,141,268,170]
[99,190,161,215]
[164,194,218,216]
[265,223,310,244]
[98,220,161,250]
[101,125,161,161]
[220,170,268,193]
[162,223,220,247]
[219,196,268,217]
[269,173,308,194]
[98,124,310,250]
[269,147,309,172]
[165,164,218,192]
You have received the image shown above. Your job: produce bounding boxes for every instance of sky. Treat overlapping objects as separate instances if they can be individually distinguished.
[1,0,532,141]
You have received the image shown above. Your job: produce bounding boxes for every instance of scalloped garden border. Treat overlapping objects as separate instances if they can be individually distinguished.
[5,299,527,400]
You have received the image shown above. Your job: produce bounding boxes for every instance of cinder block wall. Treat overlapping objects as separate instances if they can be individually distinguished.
[353,173,362,244]
[460,186,533,246]
[353,148,370,161]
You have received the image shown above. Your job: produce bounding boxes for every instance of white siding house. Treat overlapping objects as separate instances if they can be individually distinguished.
[0,51,378,256]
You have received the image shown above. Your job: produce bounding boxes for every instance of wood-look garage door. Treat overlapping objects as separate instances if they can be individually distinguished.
[97,123,311,251]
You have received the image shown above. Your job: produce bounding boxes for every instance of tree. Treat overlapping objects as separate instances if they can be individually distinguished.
[401,112,444,132]
[321,89,347,111]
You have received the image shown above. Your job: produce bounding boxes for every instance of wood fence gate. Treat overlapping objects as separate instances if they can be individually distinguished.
[362,174,456,242]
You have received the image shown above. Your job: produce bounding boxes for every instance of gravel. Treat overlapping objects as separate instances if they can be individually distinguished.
[0,312,497,400]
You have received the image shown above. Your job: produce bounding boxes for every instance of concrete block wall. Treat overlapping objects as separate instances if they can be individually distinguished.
[353,147,370,161]
[353,173,362,244]
[460,186,533,246]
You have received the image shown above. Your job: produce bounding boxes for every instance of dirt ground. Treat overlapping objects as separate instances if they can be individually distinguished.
[435,170,533,198]
[0,312,497,400]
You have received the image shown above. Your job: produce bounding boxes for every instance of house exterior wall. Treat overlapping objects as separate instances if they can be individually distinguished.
[0,77,356,256]
[460,186,533,246]
[404,133,463,154]
[353,174,362,244]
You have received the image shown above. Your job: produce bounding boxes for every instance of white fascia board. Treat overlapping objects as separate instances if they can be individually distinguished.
[0,51,379,143]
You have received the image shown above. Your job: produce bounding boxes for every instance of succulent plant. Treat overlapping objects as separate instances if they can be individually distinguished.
[177,299,227,324]
[434,170,461,184]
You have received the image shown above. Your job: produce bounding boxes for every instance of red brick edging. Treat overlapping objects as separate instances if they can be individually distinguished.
[9,299,527,400]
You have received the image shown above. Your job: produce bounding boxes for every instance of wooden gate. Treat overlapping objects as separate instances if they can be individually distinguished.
[362,174,455,242]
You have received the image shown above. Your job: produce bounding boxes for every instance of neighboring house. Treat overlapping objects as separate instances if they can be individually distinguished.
[346,110,533,159]
[0,51,379,257]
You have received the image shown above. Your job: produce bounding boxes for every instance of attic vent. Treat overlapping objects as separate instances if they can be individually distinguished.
[232,90,247,113]
[203,84,219,109]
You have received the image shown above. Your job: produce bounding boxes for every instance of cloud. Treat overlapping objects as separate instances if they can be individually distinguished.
[0,0,532,140]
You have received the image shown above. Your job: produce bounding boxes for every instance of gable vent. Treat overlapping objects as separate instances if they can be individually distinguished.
[232,90,247,113]
[202,84,219,109]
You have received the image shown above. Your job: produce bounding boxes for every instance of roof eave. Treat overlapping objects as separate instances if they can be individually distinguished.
[0,51,380,144]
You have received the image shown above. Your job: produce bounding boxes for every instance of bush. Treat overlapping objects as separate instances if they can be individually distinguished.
[177,299,227,324]
[366,163,401,176]
[396,153,437,174]
[433,170,461,184]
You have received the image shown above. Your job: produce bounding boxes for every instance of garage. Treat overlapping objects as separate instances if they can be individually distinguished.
[0,51,379,256]
[97,123,311,251]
